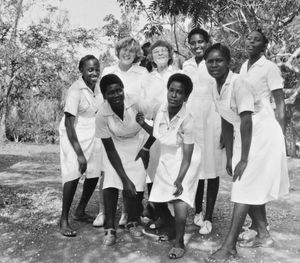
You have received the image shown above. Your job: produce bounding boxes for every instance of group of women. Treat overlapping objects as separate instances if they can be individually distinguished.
[58,27,289,262]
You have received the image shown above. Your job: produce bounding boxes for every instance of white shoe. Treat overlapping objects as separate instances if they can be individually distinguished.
[199,220,212,235]
[194,212,204,227]
[118,213,128,226]
[93,212,105,227]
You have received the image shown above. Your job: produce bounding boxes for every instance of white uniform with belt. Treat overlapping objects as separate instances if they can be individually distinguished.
[95,96,151,191]
[149,103,199,207]
[183,58,225,179]
[59,78,102,185]
[212,72,289,204]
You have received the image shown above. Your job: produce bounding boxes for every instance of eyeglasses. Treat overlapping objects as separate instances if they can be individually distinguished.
[152,47,169,55]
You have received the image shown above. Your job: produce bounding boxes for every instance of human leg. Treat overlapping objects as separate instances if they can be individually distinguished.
[74,177,98,221]
[168,200,188,259]
[93,172,105,227]
[103,188,118,229]
[194,179,205,226]
[206,203,249,262]
[200,177,219,234]
[60,178,79,237]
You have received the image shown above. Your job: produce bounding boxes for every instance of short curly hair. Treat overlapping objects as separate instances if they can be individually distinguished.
[115,37,143,64]
[167,73,193,97]
[187,28,210,43]
[149,40,174,67]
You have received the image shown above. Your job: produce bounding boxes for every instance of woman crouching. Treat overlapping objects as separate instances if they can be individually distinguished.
[136,73,197,259]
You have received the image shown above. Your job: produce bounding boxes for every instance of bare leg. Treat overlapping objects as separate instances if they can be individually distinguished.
[103,188,118,229]
[173,200,189,249]
[248,205,269,238]
[195,180,204,214]
[60,178,79,236]
[207,203,249,261]
[204,177,219,222]
[75,177,99,218]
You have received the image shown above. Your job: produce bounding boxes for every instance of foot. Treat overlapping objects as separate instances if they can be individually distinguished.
[59,219,77,237]
[103,228,116,246]
[118,213,128,227]
[239,236,274,248]
[73,212,94,223]
[194,212,204,227]
[238,228,257,241]
[168,246,185,259]
[93,212,105,227]
[199,220,212,235]
[126,221,143,237]
[205,247,237,263]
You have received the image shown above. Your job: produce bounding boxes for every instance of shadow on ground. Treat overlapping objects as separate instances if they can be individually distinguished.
[0,143,300,263]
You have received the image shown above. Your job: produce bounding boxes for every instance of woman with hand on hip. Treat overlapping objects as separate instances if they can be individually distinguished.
[137,73,197,259]
[238,29,286,240]
[59,55,102,237]
[183,28,225,235]
[204,43,289,263]
[95,74,153,246]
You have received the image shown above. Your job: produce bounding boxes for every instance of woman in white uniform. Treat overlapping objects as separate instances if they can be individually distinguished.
[204,44,289,262]
[94,37,148,227]
[140,40,176,223]
[137,73,196,259]
[238,29,286,240]
[183,28,225,235]
[59,55,102,237]
[95,74,153,246]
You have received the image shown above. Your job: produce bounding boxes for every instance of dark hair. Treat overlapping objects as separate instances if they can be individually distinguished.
[99,74,124,96]
[167,73,193,97]
[149,40,174,67]
[78,55,99,72]
[141,42,151,54]
[187,28,210,43]
[252,28,269,46]
[204,43,231,62]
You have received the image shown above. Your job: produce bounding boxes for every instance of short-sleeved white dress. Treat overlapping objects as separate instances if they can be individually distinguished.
[149,103,199,207]
[212,72,289,204]
[59,78,102,184]
[183,57,225,180]
[95,96,151,191]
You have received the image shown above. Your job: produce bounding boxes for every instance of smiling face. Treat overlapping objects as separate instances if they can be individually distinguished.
[205,49,229,79]
[167,81,187,108]
[189,33,209,58]
[152,46,170,67]
[104,83,125,109]
[118,45,136,66]
[245,31,266,57]
[81,59,100,88]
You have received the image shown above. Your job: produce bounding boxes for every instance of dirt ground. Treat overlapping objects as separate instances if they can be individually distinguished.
[0,142,300,263]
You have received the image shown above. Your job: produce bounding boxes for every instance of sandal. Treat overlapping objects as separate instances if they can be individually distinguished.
[205,247,237,263]
[126,222,143,237]
[60,227,77,237]
[73,213,94,223]
[168,247,185,259]
[103,228,116,246]
[239,236,274,248]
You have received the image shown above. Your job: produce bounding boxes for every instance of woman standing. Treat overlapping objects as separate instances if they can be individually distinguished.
[96,37,148,226]
[59,55,102,237]
[238,29,286,240]
[183,28,225,235]
[137,73,196,259]
[95,74,153,246]
[204,43,289,262]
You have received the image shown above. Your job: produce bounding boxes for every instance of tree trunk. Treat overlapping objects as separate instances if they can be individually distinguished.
[0,103,7,142]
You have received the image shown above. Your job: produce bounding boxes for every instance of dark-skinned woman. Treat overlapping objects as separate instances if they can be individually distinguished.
[59,55,102,237]
[95,74,153,246]
[136,73,196,259]
[204,43,289,263]
[238,29,287,240]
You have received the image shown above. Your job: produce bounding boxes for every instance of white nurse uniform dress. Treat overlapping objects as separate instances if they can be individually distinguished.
[149,103,199,207]
[95,96,151,192]
[212,72,289,204]
[59,78,102,185]
[183,57,225,179]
